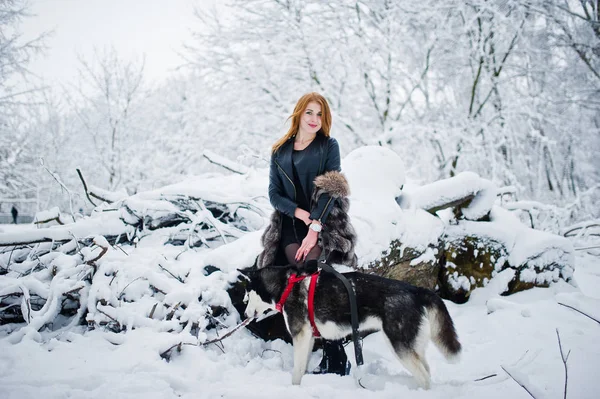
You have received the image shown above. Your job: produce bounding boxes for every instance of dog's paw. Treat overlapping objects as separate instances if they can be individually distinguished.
[291,374,303,385]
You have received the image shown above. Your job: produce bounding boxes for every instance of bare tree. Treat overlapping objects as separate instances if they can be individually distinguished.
[69,48,147,192]
[0,0,46,212]
[0,0,45,112]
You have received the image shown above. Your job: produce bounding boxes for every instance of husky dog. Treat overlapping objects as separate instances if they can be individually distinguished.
[241,265,462,389]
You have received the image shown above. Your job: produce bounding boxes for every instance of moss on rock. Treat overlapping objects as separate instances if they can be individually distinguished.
[364,240,441,290]
[438,236,508,303]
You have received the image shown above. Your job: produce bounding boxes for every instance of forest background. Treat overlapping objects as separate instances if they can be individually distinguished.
[1,0,599,232]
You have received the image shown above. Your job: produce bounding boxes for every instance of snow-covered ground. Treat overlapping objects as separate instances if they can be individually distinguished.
[0,244,598,399]
[1,236,599,398]
[0,147,598,399]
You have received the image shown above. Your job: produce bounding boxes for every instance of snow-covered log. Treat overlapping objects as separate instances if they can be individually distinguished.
[562,219,600,238]
[33,207,73,226]
[76,168,129,205]
[203,149,249,175]
[87,185,128,204]
[0,213,132,247]
[349,147,575,303]
[0,172,268,339]
[440,207,574,302]
[398,171,497,221]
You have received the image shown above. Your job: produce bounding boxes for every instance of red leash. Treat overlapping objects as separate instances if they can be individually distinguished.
[275,271,321,337]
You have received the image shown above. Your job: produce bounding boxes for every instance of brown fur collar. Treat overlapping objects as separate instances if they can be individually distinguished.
[314,171,350,198]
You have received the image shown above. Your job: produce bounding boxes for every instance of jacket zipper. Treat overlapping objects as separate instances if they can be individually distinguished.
[311,141,324,212]
[274,160,296,200]
[318,140,324,176]
[318,196,333,223]
[275,159,301,242]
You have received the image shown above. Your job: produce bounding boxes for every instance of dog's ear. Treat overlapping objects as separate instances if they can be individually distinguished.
[237,266,258,281]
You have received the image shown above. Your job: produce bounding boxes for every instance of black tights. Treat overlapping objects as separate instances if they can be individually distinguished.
[284,244,322,267]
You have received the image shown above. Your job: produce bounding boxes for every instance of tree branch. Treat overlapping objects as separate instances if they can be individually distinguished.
[557,302,600,325]
[556,329,570,399]
[202,150,248,175]
[500,365,537,398]
[201,316,255,346]
[157,263,184,283]
[76,168,97,207]
[86,242,108,265]
[159,316,255,360]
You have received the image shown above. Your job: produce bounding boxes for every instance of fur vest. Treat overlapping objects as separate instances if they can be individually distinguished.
[257,171,358,268]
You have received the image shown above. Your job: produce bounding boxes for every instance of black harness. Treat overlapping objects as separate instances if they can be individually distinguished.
[317,259,364,367]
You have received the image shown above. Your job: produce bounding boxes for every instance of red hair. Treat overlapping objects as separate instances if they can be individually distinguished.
[272,92,332,153]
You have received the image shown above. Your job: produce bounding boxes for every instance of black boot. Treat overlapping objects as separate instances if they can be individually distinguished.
[312,340,351,376]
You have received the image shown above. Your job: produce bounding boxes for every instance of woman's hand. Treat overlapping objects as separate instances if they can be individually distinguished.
[295,229,319,263]
[294,208,312,225]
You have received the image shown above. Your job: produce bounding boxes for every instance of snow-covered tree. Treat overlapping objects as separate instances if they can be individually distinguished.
[68,48,149,193]
[0,0,45,211]
[181,0,599,223]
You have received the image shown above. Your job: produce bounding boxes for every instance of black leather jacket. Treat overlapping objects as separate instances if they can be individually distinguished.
[268,134,341,223]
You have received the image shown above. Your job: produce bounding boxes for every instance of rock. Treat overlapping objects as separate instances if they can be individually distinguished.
[507,225,574,292]
[438,212,575,302]
[363,239,441,290]
[438,235,509,303]
[506,276,539,294]
[364,218,573,305]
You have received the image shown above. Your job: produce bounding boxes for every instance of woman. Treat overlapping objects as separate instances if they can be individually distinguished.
[257,92,358,376]
[258,92,357,269]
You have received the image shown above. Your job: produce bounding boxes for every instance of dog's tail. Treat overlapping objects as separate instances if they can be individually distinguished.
[427,297,462,363]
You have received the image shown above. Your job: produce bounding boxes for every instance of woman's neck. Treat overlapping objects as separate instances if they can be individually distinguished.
[295,129,316,144]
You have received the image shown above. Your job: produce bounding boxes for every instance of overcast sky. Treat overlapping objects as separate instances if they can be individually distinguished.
[21,0,208,89]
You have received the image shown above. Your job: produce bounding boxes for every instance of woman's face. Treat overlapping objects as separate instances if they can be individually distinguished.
[299,101,322,135]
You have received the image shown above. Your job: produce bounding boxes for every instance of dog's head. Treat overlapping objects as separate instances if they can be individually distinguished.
[238,267,278,320]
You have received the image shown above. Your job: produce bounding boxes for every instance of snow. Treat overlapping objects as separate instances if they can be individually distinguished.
[33,207,60,223]
[0,252,598,398]
[342,146,406,200]
[443,206,574,286]
[203,149,250,175]
[399,172,497,221]
[447,271,472,292]
[409,247,438,266]
[397,210,445,255]
[138,170,269,207]
[342,147,443,266]
[88,185,129,203]
[0,212,133,246]
[0,148,597,398]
